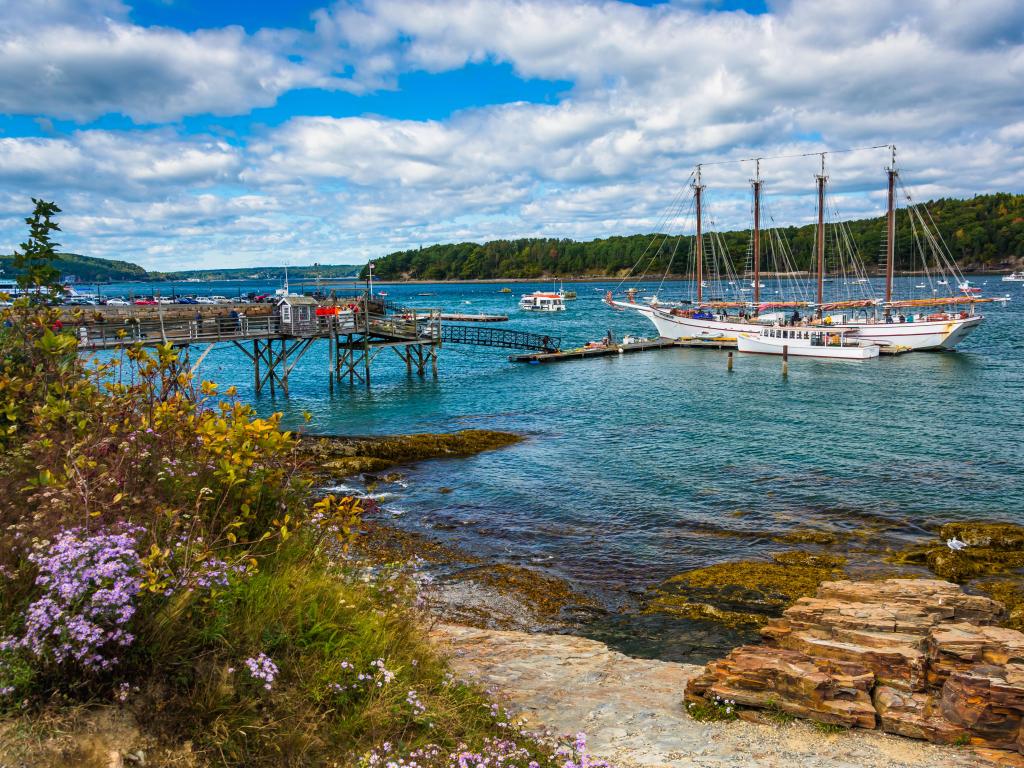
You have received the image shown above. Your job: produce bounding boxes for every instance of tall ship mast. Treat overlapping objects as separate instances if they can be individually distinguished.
[606,145,1004,351]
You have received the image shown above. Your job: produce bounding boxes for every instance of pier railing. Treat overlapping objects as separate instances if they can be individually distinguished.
[74,310,442,350]
[441,325,560,352]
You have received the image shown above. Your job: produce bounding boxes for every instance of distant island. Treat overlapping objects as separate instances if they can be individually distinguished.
[362,193,1024,281]
[0,254,363,284]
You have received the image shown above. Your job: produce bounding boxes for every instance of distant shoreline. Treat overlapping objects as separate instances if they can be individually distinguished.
[361,269,1011,285]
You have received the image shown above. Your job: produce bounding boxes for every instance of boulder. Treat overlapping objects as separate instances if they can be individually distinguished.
[816,578,1003,624]
[873,685,966,743]
[684,644,877,729]
[940,663,1024,751]
[772,628,927,691]
[779,595,949,637]
[927,623,1024,687]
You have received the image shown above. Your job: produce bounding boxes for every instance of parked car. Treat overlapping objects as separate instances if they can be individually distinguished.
[157,297,176,304]
[196,296,218,305]
[104,298,130,306]
[209,295,231,304]
[134,299,158,306]
[176,297,198,304]
[64,297,98,306]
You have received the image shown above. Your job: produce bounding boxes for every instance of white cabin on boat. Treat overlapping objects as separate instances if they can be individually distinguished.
[737,326,879,360]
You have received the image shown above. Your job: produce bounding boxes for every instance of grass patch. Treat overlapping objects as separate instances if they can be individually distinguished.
[684,695,738,722]
[811,721,846,735]
[134,540,545,767]
[762,699,796,726]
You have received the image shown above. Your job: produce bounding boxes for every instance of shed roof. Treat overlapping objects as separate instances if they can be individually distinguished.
[276,295,318,306]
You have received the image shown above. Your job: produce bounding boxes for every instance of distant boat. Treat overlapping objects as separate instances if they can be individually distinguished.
[958,281,982,295]
[1002,271,1024,282]
[417,292,434,296]
[519,291,566,312]
[915,283,926,289]
[499,287,512,293]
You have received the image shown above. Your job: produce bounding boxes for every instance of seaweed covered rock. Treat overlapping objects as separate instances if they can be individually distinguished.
[892,522,1024,583]
[644,551,844,628]
[302,429,523,478]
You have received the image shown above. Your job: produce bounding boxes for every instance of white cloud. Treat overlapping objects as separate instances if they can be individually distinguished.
[0,0,1022,269]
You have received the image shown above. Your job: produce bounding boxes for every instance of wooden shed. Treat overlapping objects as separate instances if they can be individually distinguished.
[275,295,318,335]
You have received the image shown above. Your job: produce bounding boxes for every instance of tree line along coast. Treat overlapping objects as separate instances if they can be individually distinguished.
[1,193,1020,285]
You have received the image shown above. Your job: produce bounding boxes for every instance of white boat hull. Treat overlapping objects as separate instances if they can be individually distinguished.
[736,333,879,360]
[841,315,982,350]
[613,301,982,351]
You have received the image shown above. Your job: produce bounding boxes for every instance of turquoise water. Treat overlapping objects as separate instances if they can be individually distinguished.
[101,276,1024,660]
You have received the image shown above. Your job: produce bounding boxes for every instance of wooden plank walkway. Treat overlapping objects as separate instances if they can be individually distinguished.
[510,336,909,363]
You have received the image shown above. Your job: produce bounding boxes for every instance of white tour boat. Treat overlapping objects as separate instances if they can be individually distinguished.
[737,327,879,360]
[519,291,566,312]
[1002,271,1024,282]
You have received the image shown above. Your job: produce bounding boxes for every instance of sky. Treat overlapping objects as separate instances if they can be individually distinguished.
[0,0,1022,270]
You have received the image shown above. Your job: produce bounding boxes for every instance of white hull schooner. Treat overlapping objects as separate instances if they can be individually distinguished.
[608,147,1003,351]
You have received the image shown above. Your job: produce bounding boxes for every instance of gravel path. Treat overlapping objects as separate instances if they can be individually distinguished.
[434,623,1018,768]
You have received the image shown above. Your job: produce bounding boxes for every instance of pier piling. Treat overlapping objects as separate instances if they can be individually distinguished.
[727,351,734,371]
[782,345,789,378]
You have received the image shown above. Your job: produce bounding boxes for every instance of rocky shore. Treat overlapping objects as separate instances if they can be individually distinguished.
[434,623,998,768]
[306,430,1024,765]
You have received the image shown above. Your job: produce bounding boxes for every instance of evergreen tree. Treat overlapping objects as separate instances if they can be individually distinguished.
[12,198,63,296]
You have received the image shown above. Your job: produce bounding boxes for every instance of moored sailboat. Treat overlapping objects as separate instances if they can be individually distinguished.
[607,147,1004,351]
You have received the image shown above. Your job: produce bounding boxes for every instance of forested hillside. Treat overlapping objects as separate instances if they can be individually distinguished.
[366,193,1024,280]
[0,252,148,282]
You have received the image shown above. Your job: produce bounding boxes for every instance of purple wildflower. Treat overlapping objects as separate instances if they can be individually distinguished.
[244,652,278,691]
[13,527,141,672]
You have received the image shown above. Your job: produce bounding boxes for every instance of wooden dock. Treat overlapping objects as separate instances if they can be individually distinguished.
[510,336,910,363]
[509,337,734,363]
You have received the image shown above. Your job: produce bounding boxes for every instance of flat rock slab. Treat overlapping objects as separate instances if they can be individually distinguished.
[433,623,996,768]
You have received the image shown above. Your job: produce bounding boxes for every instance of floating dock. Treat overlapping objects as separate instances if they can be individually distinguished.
[510,336,910,363]
[509,337,734,363]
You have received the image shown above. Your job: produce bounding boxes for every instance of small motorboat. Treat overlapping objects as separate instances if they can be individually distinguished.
[518,291,566,312]
[958,281,982,295]
[1002,271,1024,282]
[737,327,879,360]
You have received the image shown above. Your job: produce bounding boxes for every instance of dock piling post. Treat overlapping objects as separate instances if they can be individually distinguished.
[782,345,789,378]
[727,351,733,371]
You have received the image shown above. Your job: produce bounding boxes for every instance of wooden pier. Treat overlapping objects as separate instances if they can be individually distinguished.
[74,309,445,395]
[510,336,909,363]
[70,300,563,395]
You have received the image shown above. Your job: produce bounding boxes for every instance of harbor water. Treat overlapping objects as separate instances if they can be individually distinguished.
[95,276,1024,660]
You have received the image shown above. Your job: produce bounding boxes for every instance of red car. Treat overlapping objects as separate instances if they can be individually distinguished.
[133,298,157,305]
